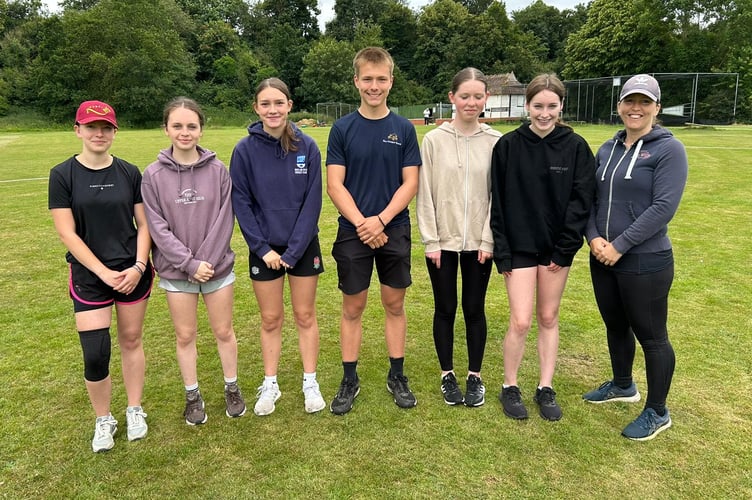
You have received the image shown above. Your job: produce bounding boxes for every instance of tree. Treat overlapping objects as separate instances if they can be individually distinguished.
[377,0,418,80]
[31,0,196,124]
[299,37,357,105]
[562,0,673,79]
[325,0,389,41]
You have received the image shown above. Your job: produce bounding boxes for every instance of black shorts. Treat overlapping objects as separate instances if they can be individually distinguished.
[331,225,411,295]
[69,261,154,313]
[249,236,325,281]
[511,252,553,269]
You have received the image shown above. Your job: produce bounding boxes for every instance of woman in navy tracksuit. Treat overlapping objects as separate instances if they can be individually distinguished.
[583,74,688,441]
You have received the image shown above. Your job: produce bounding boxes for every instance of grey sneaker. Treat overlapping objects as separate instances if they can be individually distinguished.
[464,375,486,407]
[534,387,562,421]
[254,382,281,416]
[622,407,672,441]
[499,386,528,419]
[125,406,148,441]
[387,372,417,409]
[583,380,641,404]
[225,383,247,418]
[330,377,360,415]
[184,389,208,425]
[440,372,464,405]
[92,415,118,453]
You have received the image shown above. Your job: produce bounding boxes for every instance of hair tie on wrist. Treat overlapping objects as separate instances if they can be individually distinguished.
[132,265,144,276]
[377,215,386,228]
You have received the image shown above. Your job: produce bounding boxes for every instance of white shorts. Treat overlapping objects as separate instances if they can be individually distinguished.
[158,270,235,294]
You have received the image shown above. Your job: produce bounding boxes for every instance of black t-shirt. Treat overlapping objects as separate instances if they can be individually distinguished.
[48,156,142,268]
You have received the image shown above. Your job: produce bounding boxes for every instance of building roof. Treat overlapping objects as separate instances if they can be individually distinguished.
[487,72,526,95]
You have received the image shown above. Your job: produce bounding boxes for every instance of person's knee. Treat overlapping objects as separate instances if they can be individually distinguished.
[260,310,284,333]
[293,307,316,330]
[79,328,111,382]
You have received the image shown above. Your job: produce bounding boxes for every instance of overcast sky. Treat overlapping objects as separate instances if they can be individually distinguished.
[41,0,588,31]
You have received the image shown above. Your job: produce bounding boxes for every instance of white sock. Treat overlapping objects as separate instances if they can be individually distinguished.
[185,382,199,392]
[224,376,237,386]
[303,372,317,388]
[264,375,278,387]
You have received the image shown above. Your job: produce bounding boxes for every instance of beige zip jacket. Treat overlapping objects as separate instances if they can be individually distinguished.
[417,121,502,254]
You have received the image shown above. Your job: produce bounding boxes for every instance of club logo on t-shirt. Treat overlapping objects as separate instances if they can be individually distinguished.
[383,133,402,146]
[295,155,307,174]
[89,183,114,191]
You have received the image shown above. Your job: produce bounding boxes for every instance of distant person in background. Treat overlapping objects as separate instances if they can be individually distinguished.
[423,107,431,125]
[49,100,152,452]
[231,78,326,416]
[583,74,687,441]
[491,74,595,422]
[141,97,246,426]
[417,67,501,407]
[326,47,421,415]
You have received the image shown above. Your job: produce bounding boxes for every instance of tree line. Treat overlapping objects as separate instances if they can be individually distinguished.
[0,0,749,125]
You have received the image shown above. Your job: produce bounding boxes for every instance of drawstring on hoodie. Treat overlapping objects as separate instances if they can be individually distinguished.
[599,139,642,181]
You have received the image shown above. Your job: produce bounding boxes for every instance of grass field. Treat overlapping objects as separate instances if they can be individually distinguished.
[1,123,751,498]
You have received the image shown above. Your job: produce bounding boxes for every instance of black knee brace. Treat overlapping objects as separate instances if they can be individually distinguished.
[78,328,111,382]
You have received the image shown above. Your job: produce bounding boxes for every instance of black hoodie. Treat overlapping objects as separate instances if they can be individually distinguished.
[490,123,595,273]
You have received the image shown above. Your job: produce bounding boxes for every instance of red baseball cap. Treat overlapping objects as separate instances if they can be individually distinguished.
[75,100,118,128]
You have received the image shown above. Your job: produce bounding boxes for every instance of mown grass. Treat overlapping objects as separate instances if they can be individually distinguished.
[0,123,750,498]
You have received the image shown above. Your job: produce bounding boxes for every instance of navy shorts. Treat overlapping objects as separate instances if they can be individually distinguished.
[331,225,411,295]
[511,252,553,269]
[249,236,325,281]
[69,261,153,313]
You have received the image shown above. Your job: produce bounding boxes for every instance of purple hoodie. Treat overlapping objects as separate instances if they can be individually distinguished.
[141,145,235,281]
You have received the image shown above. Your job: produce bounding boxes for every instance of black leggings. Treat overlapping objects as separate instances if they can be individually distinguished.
[590,257,675,413]
[426,251,492,373]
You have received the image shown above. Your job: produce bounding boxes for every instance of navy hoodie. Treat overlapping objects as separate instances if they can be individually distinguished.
[490,123,595,273]
[230,121,322,268]
[586,125,687,258]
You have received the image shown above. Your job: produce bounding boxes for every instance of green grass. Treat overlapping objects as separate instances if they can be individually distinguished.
[1,123,751,498]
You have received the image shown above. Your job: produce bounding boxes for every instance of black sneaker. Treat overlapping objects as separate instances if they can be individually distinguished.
[464,375,485,407]
[387,372,417,408]
[534,387,562,421]
[330,377,360,415]
[440,373,464,405]
[499,386,528,419]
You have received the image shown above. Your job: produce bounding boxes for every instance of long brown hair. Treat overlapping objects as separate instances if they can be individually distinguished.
[451,67,488,94]
[255,77,299,153]
[525,73,572,130]
[163,97,205,129]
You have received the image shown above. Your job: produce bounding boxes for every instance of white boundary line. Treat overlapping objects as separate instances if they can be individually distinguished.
[0,177,47,183]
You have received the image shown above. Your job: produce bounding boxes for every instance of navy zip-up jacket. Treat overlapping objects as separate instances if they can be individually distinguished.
[586,125,687,256]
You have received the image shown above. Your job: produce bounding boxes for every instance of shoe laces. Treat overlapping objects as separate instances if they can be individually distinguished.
[226,385,244,405]
[504,386,523,403]
[303,381,321,398]
[127,408,147,422]
[442,373,459,391]
[538,387,557,405]
[185,392,203,414]
[390,374,410,393]
[256,383,280,401]
[95,417,116,437]
[467,375,483,392]
[634,408,663,430]
[337,378,357,398]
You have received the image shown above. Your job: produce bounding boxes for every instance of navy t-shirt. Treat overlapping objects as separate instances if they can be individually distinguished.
[48,156,142,268]
[326,111,421,231]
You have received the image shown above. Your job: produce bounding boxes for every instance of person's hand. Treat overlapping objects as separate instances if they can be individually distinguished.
[546,262,563,273]
[426,251,442,268]
[356,216,385,246]
[98,268,126,289]
[597,242,623,267]
[478,250,492,264]
[367,232,388,249]
[193,261,214,282]
[112,268,141,294]
[262,250,282,270]
[280,258,291,270]
[590,237,608,259]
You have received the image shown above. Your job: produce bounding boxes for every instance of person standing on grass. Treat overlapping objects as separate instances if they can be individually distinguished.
[491,74,595,422]
[326,47,421,415]
[49,100,152,452]
[141,97,246,426]
[230,78,326,416]
[583,74,687,441]
[417,67,501,407]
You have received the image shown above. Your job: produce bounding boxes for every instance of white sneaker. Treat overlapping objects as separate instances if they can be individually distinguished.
[254,382,281,416]
[303,381,326,413]
[126,406,148,441]
[92,415,118,453]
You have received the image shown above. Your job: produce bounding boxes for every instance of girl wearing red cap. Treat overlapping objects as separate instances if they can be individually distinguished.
[48,100,152,452]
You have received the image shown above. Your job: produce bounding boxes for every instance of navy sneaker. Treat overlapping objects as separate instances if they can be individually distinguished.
[534,387,562,421]
[440,372,464,405]
[330,377,360,415]
[499,386,528,419]
[622,408,672,441]
[583,380,640,404]
[464,375,485,407]
[387,372,417,408]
